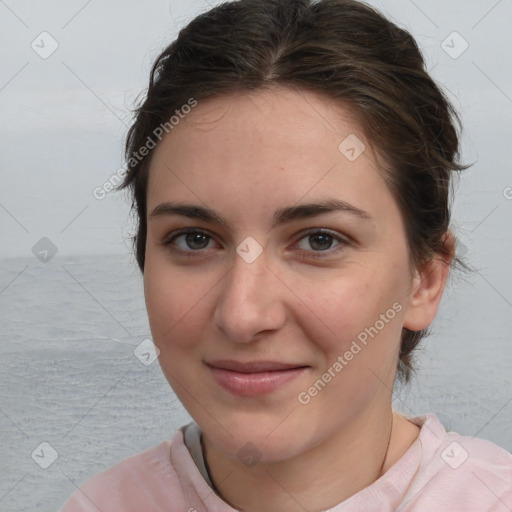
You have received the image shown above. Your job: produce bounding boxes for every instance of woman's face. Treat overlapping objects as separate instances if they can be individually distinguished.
[144,87,421,461]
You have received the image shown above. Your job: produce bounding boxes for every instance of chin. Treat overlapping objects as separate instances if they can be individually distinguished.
[202,414,315,464]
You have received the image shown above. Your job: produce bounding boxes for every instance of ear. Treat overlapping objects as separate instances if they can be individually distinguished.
[403,232,454,332]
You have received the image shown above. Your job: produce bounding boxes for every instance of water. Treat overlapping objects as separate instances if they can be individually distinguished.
[0,254,192,511]
[0,254,510,511]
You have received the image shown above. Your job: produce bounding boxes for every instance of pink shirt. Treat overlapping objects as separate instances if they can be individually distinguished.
[58,413,512,511]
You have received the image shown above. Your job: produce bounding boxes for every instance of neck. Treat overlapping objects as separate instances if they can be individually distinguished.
[201,407,419,512]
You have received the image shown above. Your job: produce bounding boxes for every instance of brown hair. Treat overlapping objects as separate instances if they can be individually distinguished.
[118,0,468,384]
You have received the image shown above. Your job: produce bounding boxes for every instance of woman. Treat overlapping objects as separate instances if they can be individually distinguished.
[59,0,512,510]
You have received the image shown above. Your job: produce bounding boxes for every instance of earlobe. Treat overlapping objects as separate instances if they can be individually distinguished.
[403,232,454,332]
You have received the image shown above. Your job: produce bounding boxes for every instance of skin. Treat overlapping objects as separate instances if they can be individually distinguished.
[143,86,452,512]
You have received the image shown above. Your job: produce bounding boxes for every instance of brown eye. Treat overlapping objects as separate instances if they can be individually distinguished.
[308,233,335,251]
[164,229,216,252]
[293,229,348,259]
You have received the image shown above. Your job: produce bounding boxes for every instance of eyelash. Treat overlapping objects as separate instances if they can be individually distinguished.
[162,228,349,260]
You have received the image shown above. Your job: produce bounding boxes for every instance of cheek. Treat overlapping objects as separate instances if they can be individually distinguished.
[295,275,406,413]
[143,259,211,351]
[295,266,407,364]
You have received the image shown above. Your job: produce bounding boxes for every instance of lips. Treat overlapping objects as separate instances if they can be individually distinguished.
[205,360,309,396]
[206,360,308,373]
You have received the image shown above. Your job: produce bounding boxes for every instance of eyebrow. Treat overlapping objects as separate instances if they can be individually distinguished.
[148,199,373,229]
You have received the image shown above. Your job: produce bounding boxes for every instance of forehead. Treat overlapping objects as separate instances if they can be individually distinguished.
[181,87,365,150]
[146,87,396,227]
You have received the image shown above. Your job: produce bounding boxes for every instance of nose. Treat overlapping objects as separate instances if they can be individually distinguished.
[213,247,287,343]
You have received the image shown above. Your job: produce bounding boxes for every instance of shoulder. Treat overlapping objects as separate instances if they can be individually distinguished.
[57,428,188,512]
[401,413,512,511]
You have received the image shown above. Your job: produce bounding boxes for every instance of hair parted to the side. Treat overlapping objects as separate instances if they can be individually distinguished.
[117,0,470,384]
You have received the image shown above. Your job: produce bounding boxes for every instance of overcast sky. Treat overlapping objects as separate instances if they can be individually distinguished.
[1,0,511,260]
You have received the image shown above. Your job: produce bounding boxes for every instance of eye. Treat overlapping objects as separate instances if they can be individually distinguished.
[162,228,349,259]
[293,229,347,258]
[163,229,217,254]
